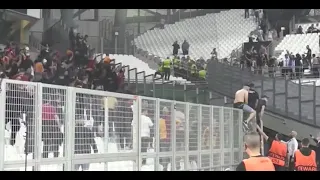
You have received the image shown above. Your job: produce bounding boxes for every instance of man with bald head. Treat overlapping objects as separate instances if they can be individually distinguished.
[236,131,275,171]
[287,131,298,170]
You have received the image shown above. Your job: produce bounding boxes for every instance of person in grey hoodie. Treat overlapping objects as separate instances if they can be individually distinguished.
[181,40,190,55]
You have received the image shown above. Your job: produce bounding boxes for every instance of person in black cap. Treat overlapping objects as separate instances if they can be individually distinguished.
[256,95,268,128]
[248,83,260,110]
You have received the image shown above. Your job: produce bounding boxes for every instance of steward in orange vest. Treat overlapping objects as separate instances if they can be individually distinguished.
[294,138,317,171]
[257,125,288,171]
[268,139,287,167]
[243,156,275,171]
[236,131,275,171]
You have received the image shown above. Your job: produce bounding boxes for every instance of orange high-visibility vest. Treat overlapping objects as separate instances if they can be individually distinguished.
[268,140,287,166]
[295,149,317,171]
[243,157,276,171]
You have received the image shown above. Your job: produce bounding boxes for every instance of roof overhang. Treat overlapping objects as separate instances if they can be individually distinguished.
[1,9,39,23]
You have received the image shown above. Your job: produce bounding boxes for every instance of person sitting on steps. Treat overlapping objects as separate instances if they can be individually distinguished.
[233,84,256,131]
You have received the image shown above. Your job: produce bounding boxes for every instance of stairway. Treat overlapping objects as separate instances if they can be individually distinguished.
[42,20,70,53]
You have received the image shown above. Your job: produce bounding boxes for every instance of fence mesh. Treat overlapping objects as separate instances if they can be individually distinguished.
[0,79,243,171]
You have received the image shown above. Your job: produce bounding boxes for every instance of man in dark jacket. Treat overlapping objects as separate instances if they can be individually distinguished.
[172,41,180,56]
[181,40,190,55]
[74,116,98,171]
[248,83,259,109]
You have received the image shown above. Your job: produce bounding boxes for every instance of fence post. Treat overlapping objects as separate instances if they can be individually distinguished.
[313,81,317,125]
[285,79,288,116]
[298,78,302,121]
[272,77,276,109]
[0,80,7,171]
[100,37,104,54]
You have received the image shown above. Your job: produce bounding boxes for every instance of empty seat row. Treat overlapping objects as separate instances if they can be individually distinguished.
[134,9,257,60]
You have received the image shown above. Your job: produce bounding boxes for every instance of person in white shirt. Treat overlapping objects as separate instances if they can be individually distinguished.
[281,53,295,78]
[287,131,298,170]
[132,109,153,165]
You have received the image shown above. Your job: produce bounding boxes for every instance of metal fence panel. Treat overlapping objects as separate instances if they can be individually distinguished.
[0,79,243,171]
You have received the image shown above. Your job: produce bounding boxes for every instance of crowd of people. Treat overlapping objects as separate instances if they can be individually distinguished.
[233,82,319,171]
[0,29,134,170]
[235,40,320,79]
[297,23,320,34]
[154,40,207,82]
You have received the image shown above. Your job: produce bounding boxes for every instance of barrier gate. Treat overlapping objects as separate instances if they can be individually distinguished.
[0,79,243,171]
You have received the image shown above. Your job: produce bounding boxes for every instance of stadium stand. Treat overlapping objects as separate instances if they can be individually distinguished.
[135,9,257,60]
[274,33,320,60]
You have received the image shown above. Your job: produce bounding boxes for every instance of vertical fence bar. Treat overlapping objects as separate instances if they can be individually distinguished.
[197,105,202,170]
[152,78,156,97]
[209,106,214,170]
[185,103,190,170]
[0,80,6,171]
[272,77,276,108]
[219,106,224,170]
[229,108,234,169]
[32,83,42,171]
[103,96,109,171]
[183,84,187,102]
[285,79,288,116]
[155,98,160,171]
[196,88,199,104]
[313,81,317,125]
[239,109,244,161]
[171,101,176,171]
[136,96,142,171]
[298,78,302,121]
[64,87,75,171]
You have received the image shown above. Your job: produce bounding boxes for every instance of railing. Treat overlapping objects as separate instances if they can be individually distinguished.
[0,79,243,171]
[207,61,320,127]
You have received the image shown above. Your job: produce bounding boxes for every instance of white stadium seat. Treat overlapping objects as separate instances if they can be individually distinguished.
[275,33,320,60]
[134,9,257,60]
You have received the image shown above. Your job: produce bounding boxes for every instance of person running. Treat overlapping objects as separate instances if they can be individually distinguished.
[233,84,256,130]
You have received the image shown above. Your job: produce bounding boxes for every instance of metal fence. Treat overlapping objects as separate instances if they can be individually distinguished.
[207,60,320,127]
[0,79,243,171]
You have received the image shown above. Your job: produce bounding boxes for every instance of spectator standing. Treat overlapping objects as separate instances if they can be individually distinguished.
[247,83,259,110]
[244,9,249,19]
[254,9,260,23]
[306,45,312,68]
[162,57,171,81]
[181,40,189,55]
[236,131,275,171]
[172,41,180,56]
[287,131,298,171]
[132,109,153,165]
[42,97,63,158]
[211,48,218,60]
[255,95,268,128]
[310,133,320,169]
[297,26,303,34]
[257,126,288,171]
